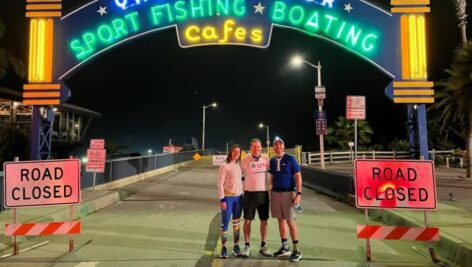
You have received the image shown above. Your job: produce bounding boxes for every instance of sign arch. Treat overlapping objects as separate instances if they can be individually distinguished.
[24,0,433,160]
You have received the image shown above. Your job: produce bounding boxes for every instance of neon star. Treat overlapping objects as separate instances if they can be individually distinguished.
[321,0,334,8]
[344,3,353,12]
[253,2,266,14]
[97,6,107,16]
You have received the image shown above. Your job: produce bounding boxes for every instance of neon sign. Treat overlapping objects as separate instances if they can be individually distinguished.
[58,0,399,79]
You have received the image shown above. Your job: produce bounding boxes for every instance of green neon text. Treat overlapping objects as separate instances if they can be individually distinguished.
[70,12,140,60]
[271,1,379,54]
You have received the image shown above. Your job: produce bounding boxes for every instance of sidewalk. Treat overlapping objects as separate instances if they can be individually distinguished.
[322,163,472,267]
[0,161,191,253]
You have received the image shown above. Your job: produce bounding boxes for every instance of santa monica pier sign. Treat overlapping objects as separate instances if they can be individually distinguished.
[57,0,404,80]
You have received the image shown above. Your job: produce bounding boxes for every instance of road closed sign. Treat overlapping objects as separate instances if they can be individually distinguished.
[3,159,81,208]
[355,160,436,210]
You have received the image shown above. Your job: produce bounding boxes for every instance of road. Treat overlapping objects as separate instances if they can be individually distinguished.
[0,159,444,266]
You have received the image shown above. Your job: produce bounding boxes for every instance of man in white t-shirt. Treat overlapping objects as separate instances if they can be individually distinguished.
[240,138,272,257]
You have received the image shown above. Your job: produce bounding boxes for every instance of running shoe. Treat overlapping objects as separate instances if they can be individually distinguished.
[219,247,228,258]
[232,245,241,256]
[259,246,273,257]
[241,245,251,257]
[289,250,302,262]
[273,246,290,257]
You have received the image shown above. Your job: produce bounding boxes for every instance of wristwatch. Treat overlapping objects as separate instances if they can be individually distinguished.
[296,192,302,196]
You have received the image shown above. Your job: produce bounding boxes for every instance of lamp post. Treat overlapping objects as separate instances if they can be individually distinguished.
[259,123,270,156]
[291,55,325,169]
[202,102,217,155]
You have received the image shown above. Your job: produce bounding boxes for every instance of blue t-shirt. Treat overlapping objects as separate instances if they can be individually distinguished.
[269,154,300,191]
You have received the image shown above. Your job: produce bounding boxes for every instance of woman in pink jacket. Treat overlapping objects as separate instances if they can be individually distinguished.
[217,144,243,258]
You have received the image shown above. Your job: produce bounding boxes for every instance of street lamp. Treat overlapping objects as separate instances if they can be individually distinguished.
[291,55,325,169]
[258,123,270,155]
[202,102,217,154]
[147,149,153,155]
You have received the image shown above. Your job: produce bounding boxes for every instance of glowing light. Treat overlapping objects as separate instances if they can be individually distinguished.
[28,18,54,82]
[407,15,427,79]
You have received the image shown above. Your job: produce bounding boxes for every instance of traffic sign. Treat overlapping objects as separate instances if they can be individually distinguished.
[212,155,227,166]
[90,139,105,150]
[346,96,366,120]
[354,160,436,210]
[3,159,81,208]
[316,119,327,135]
[86,149,106,173]
[315,86,326,99]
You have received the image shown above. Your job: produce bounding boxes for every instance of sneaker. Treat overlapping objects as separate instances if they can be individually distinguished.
[232,245,241,256]
[273,246,290,257]
[289,250,302,262]
[220,247,228,258]
[241,245,251,257]
[259,246,273,257]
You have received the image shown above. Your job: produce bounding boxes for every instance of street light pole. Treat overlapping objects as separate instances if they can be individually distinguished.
[291,56,325,169]
[202,102,217,155]
[259,123,270,156]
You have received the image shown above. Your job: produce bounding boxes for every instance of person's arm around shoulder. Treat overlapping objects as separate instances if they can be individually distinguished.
[292,156,302,206]
[217,164,227,210]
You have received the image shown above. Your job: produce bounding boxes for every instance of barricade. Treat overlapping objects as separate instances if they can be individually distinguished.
[3,157,81,255]
[354,159,440,263]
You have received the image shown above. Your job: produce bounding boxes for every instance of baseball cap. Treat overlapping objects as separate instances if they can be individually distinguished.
[273,137,284,145]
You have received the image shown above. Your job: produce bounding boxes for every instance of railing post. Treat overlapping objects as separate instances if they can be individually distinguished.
[329,151,333,163]
[431,149,436,163]
[393,150,396,159]
[460,158,464,168]
[446,157,449,168]
[308,153,312,165]
[372,150,376,160]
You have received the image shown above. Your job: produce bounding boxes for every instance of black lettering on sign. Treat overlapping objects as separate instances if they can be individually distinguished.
[396,168,405,181]
[364,187,372,200]
[54,167,63,180]
[54,185,61,198]
[408,168,417,181]
[21,169,29,181]
[12,188,20,200]
[372,167,381,180]
[384,167,392,181]
[22,188,31,200]
[419,188,428,201]
[408,188,417,201]
[31,168,41,181]
[64,185,72,197]
[43,168,52,180]
[32,186,42,199]
[43,186,51,198]
[397,187,406,201]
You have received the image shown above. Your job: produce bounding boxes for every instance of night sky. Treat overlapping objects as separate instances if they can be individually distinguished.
[0,0,468,154]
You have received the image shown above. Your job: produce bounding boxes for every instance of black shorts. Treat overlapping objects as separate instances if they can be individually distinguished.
[243,191,270,220]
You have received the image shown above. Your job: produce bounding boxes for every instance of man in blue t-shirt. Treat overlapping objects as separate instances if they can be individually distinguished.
[269,137,302,262]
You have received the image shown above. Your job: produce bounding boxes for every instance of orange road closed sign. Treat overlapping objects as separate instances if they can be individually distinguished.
[3,159,81,208]
[354,160,436,210]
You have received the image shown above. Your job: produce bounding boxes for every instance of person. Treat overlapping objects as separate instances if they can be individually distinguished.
[217,144,243,258]
[240,138,272,257]
[269,137,303,262]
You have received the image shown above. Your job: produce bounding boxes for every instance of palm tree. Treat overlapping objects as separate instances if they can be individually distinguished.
[452,0,468,44]
[0,18,25,80]
[326,116,373,150]
[435,42,472,177]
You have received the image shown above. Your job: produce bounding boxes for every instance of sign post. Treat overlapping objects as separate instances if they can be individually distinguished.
[354,159,439,262]
[3,158,81,254]
[346,96,366,159]
[86,139,106,191]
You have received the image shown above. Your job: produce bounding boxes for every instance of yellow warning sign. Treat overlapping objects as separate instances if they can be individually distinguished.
[193,153,201,161]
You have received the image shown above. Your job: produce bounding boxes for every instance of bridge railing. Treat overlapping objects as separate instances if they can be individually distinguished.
[302,149,456,166]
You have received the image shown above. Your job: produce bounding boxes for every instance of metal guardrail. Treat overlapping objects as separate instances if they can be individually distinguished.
[302,149,456,165]
[0,149,218,212]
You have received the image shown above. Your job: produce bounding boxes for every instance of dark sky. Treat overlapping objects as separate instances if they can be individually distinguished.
[0,0,468,154]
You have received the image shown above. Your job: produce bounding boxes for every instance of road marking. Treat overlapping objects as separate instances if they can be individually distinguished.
[73,262,100,267]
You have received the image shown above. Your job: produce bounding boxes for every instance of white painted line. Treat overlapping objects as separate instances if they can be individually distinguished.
[73,262,100,267]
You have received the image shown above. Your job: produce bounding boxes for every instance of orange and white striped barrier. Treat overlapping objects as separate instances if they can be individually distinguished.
[5,221,81,237]
[357,225,439,241]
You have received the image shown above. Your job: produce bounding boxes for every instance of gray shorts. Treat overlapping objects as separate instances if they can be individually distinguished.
[270,191,296,221]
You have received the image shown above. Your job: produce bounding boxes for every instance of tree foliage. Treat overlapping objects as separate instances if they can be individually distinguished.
[326,117,373,150]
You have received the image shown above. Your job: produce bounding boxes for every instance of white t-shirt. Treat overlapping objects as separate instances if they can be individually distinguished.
[241,154,269,192]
